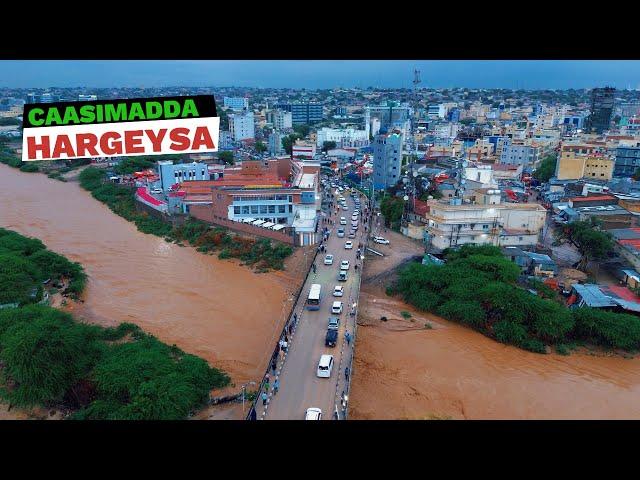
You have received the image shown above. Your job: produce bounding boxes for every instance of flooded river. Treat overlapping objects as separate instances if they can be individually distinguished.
[350,287,640,419]
[0,164,296,385]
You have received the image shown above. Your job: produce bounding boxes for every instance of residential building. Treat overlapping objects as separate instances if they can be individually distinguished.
[614,145,640,177]
[223,97,249,111]
[265,109,292,131]
[586,87,615,134]
[500,141,541,168]
[26,92,60,104]
[274,102,323,124]
[292,140,316,160]
[365,103,411,137]
[268,131,285,156]
[316,127,369,149]
[372,129,403,190]
[556,144,615,181]
[219,130,234,149]
[229,110,255,142]
[157,160,210,192]
[423,196,547,251]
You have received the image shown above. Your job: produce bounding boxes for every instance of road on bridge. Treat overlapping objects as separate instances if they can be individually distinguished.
[259,185,369,420]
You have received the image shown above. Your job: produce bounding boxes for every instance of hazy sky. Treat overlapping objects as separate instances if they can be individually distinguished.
[1,60,640,90]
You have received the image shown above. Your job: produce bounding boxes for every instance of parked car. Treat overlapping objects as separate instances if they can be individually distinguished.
[331,301,343,314]
[325,329,338,347]
[305,407,323,420]
[328,316,340,330]
[373,236,390,245]
[324,254,334,265]
[333,285,344,297]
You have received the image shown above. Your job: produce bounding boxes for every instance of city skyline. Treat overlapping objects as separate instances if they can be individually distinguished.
[2,60,640,90]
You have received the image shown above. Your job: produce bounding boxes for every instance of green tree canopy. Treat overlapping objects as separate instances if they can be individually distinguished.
[533,154,557,183]
[554,218,614,271]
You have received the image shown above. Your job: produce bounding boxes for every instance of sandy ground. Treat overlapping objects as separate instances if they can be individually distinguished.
[349,227,640,419]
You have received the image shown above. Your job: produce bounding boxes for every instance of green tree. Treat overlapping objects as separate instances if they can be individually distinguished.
[554,218,614,271]
[533,154,557,183]
[0,306,103,407]
[255,141,267,154]
[218,151,234,165]
[293,124,310,138]
[380,196,405,230]
[282,134,300,155]
[322,141,337,152]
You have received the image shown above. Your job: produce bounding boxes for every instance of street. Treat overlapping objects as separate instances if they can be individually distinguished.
[257,186,369,420]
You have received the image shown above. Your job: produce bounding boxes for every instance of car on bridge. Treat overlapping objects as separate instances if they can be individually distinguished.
[344,241,353,249]
[331,301,343,314]
[324,254,334,265]
[317,354,334,378]
[305,407,323,420]
[325,329,338,347]
[328,316,340,330]
[340,260,350,270]
[333,285,344,297]
[340,217,347,225]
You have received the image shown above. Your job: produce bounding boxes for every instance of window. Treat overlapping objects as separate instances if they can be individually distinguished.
[278,205,286,213]
[268,205,276,214]
[251,206,258,214]
[242,206,250,214]
[482,224,489,229]
[234,206,241,215]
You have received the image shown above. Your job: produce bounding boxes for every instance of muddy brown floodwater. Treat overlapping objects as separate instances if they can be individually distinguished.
[350,286,640,420]
[0,164,301,389]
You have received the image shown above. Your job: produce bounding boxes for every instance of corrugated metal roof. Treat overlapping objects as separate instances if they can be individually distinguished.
[573,284,617,308]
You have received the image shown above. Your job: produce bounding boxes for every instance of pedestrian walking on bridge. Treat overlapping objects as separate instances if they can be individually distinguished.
[274,379,280,394]
[262,392,268,406]
[345,367,350,381]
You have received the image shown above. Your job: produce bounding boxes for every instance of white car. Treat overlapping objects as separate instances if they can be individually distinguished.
[331,301,343,314]
[151,188,163,194]
[324,254,334,265]
[340,260,350,270]
[351,214,359,221]
[333,285,344,297]
[373,236,390,245]
[305,408,322,420]
[342,205,349,211]
[344,241,353,249]
[340,217,347,225]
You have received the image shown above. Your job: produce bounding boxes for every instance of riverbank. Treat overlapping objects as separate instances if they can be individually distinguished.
[350,283,640,419]
[0,164,306,391]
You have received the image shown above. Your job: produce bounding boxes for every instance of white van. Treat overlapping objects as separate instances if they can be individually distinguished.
[317,354,334,378]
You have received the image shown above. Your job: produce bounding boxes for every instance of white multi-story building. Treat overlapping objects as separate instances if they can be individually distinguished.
[500,141,541,168]
[229,110,255,141]
[292,140,316,160]
[223,97,249,111]
[316,127,369,148]
[424,194,547,251]
[266,109,292,131]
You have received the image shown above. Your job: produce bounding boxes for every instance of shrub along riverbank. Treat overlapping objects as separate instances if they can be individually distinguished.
[388,244,640,354]
[0,229,230,419]
[79,167,293,271]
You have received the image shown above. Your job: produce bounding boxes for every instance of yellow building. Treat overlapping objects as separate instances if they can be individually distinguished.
[556,149,614,181]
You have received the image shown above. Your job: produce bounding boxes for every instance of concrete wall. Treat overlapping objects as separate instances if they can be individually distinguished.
[189,204,294,245]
